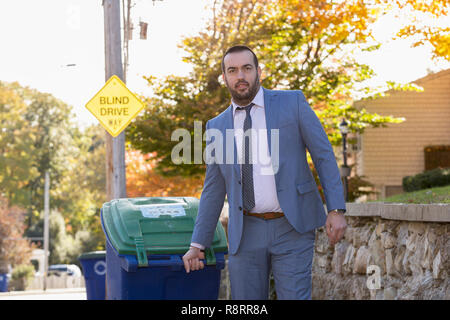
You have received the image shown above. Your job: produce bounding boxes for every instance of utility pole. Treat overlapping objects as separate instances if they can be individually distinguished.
[103,0,127,201]
[43,171,50,291]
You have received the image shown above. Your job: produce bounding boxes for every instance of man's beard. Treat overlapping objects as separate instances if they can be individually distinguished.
[225,74,260,106]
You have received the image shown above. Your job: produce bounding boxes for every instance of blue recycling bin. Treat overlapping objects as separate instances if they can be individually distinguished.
[78,251,106,300]
[101,197,228,300]
[0,273,8,292]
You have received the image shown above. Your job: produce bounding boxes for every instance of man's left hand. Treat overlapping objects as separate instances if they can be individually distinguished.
[326,211,347,246]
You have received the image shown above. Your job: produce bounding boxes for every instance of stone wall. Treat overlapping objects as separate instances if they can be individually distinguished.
[219,203,449,300]
[312,203,449,300]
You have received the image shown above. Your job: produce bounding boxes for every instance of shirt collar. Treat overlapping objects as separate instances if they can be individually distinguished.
[232,85,264,117]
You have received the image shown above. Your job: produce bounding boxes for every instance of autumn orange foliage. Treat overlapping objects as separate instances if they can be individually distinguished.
[0,197,34,272]
[126,148,204,199]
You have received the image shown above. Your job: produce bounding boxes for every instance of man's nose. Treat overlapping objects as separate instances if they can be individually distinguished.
[237,69,245,79]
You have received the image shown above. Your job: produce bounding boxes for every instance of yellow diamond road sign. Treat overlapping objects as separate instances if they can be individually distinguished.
[85,75,145,137]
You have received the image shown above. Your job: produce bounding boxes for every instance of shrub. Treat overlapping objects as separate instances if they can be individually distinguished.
[347,174,378,202]
[10,264,35,291]
[402,167,450,192]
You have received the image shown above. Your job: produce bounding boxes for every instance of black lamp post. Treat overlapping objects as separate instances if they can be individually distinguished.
[339,118,350,202]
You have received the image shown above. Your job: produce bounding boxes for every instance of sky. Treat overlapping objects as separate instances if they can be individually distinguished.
[0,0,449,129]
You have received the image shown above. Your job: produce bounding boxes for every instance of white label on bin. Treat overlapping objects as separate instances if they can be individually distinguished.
[139,204,186,218]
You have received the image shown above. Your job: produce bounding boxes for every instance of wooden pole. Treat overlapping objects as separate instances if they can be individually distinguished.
[103,0,126,201]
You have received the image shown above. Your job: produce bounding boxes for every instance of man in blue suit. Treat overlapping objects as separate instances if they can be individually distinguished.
[183,45,347,299]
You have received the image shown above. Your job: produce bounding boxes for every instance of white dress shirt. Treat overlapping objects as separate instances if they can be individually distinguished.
[191,86,282,251]
[231,86,282,214]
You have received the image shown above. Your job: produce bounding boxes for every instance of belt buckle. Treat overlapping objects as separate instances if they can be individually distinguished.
[262,213,271,220]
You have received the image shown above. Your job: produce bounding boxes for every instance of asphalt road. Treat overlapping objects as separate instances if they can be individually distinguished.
[0,288,87,300]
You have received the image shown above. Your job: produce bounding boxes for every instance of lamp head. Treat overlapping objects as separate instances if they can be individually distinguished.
[339,118,349,135]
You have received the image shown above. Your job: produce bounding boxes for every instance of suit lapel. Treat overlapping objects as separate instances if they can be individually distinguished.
[263,88,281,188]
[223,104,240,179]
[263,87,279,158]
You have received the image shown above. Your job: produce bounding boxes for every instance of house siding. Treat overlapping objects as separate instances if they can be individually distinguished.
[354,70,450,197]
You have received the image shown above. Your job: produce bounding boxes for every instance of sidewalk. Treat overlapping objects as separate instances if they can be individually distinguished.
[0,288,86,300]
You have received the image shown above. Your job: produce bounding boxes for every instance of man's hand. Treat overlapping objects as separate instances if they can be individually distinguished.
[326,211,347,246]
[182,246,205,273]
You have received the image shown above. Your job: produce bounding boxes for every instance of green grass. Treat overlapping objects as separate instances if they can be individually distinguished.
[371,184,450,204]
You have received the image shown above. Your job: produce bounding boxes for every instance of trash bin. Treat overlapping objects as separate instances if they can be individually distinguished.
[78,251,106,300]
[0,273,8,292]
[101,197,228,300]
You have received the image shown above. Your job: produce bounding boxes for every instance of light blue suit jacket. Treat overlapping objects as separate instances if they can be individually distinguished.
[191,87,346,255]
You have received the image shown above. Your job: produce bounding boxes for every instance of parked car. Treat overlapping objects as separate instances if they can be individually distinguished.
[48,264,82,277]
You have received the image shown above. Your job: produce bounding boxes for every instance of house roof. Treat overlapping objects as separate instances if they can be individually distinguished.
[411,68,450,84]
[354,67,450,104]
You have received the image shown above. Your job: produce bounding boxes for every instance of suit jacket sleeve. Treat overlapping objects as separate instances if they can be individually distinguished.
[190,120,226,248]
[296,91,346,213]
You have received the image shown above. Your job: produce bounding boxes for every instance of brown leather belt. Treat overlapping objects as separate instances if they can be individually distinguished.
[244,211,285,220]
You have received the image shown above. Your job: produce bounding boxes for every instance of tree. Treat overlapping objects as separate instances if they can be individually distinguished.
[52,124,106,234]
[0,196,34,273]
[0,82,107,258]
[0,82,78,228]
[26,209,105,265]
[127,0,409,177]
[380,0,450,61]
[126,147,203,198]
[0,83,39,207]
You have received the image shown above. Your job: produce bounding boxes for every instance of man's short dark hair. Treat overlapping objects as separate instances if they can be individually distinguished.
[221,45,259,73]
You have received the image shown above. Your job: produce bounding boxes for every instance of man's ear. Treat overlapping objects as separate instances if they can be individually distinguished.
[257,66,262,81]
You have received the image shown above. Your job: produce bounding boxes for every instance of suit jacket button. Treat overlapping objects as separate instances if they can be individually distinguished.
[238,180,241,185]
[239,206,242,211]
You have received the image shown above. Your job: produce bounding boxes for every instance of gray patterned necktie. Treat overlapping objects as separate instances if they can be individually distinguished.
[237,103,255,211]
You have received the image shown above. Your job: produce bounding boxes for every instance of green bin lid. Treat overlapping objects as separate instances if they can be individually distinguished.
[78,251,106,260]
[101,197,227,266]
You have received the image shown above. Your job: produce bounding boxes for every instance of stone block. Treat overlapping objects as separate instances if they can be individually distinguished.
[316,254,327,267]
[353,246,371,274]
[381,232,396,249]
[369,237,386,275]
[383,204,424,221]
[346,203,382,217]
[402,249,412,276]
[344,226,354,244]
[342,244,356,275]
[396,224,408,247]
[394,246,405,275]
[383,287,397,300]
[422,204,450,222]
[408,222,425,235]
[376,222,386,237]
[353,227,372,248]
[331,241,349,275]
[432,251,442,279]
[385,248,396,276]
[315,234,329,254]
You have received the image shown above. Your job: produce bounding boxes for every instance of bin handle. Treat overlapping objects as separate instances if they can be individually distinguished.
[135,236,148,267]
[133,218,149,267]
[147,255,184,268]
[115,201,150,267]
[146,255,212,269]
